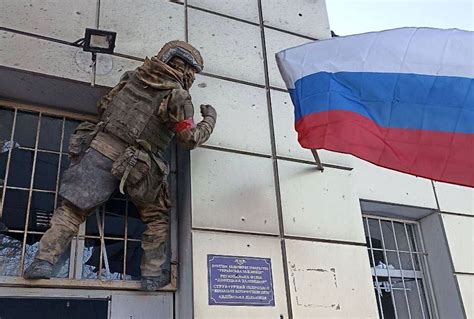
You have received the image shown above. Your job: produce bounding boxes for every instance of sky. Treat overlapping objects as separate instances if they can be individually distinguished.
[326,0,474,35]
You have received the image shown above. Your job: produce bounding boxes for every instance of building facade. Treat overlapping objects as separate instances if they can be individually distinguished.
[0,0,472,318]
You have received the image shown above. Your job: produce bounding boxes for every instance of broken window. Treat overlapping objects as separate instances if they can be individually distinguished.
[0,103,176,289]
[363,215,434,319]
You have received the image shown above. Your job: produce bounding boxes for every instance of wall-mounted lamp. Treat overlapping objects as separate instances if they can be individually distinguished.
[83,28,117,54]
[74,28,117,86]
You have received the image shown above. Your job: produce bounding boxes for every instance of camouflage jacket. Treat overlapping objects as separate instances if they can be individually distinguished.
[96,58,216,157]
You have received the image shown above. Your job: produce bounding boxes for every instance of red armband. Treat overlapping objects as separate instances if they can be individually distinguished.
[174,118,195,133]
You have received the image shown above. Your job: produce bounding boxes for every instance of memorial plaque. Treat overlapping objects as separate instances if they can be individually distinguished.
[207,254,275,306]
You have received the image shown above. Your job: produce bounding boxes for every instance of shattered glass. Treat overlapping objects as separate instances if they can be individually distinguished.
[81,238,138,281]
[0,233,69,278]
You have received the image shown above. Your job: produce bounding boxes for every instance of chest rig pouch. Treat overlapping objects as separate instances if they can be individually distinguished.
[111,146,151,194]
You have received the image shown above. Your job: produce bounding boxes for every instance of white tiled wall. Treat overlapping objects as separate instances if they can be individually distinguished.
[261,0,331,39]
[0,31,92,83]
[456,274,474,319]
[190,74,271,155]
[3,0,472,318]
[192,231,288,319]
[99,0,185,58]
[183,3,382,318]
[188,7,265,85]
[95,54,141,87]
[285,239,378,318]
[187,0,259,24]
[278,160,366,243]
[434,182,474,216]
[1,0,95,41]
[191,148,278,235]
[352,158,438,208]
[442,214,474,273]
[264,28,311,89]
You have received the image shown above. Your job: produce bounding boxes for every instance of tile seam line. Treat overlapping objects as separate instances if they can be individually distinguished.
[91,0,100,86]
[0,26,77,47]
[0,20,318,51]
[192,227,279,238]
[257,1,283,235]
[454,272,474,276]
[185,4,318,41]
[264,24,317,41]
[0,28,269,90]
[438,211,474,218]
[257,0,293,318]
[282,235,367,247]
[269,86,288,93]
[198,145,355,171]
[184,0,188,42]
[276,156,353,170]
[186,4,259,27]
[198,144,272,159]
[431,180,441,211]
[182,2,195,317]
[192,227,367,246]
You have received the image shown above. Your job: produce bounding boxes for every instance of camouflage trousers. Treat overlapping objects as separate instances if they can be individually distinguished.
[36,148,171,277]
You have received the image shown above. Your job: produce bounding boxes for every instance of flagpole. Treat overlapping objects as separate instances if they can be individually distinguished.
[310,149,324,172]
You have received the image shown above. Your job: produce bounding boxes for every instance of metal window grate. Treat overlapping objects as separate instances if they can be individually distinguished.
[363,215,434,319]
[0,102,176,290]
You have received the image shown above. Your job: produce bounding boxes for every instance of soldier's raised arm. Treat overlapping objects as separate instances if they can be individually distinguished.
[167,88,216,150]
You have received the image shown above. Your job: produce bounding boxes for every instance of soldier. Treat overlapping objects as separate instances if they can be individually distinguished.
[24,41,217,291]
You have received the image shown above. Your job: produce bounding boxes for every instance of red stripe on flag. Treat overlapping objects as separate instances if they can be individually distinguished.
[295,110,474,187]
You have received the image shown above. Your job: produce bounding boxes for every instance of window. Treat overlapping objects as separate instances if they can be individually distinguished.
[0,102,176,290]
[363,215,434,319]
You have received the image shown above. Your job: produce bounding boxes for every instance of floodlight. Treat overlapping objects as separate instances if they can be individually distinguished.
[83,28,116,54]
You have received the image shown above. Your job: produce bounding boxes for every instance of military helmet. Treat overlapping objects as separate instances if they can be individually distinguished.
[157,40,204,73]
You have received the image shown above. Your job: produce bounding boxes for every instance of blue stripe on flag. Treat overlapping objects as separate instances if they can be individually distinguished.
[290,71,474,133]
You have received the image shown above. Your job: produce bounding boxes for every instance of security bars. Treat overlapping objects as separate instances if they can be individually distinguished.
[0,102,175,290]
[363,215,433,319]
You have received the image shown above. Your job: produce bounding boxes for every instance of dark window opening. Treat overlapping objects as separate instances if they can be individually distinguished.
[0,298,108,319]
[0,104,176,289]
[363,215,433,319]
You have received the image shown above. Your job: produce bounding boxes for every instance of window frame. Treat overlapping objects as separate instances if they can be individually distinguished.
[0,100,178,291]
[362,214,437,319]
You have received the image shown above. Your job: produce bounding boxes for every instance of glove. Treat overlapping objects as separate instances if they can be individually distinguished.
[200,104,217,120]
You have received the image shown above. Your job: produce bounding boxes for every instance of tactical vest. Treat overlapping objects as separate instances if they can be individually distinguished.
[101,73,175,156]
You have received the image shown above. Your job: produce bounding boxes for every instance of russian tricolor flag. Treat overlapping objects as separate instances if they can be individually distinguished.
[276,27,474,188]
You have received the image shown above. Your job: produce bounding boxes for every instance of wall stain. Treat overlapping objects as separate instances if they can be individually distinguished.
[289,263,340,310]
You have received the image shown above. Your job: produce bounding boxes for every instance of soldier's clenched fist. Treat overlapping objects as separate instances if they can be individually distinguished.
[200,104,217,120]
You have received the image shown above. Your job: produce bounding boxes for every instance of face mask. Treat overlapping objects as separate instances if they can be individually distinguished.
[183,65,196,90]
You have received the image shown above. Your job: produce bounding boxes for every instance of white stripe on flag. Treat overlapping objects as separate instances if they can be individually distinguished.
[276,27,474,89]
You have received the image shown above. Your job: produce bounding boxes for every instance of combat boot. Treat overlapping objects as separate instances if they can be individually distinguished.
[23,259,53,279]
[140,270,170,291]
